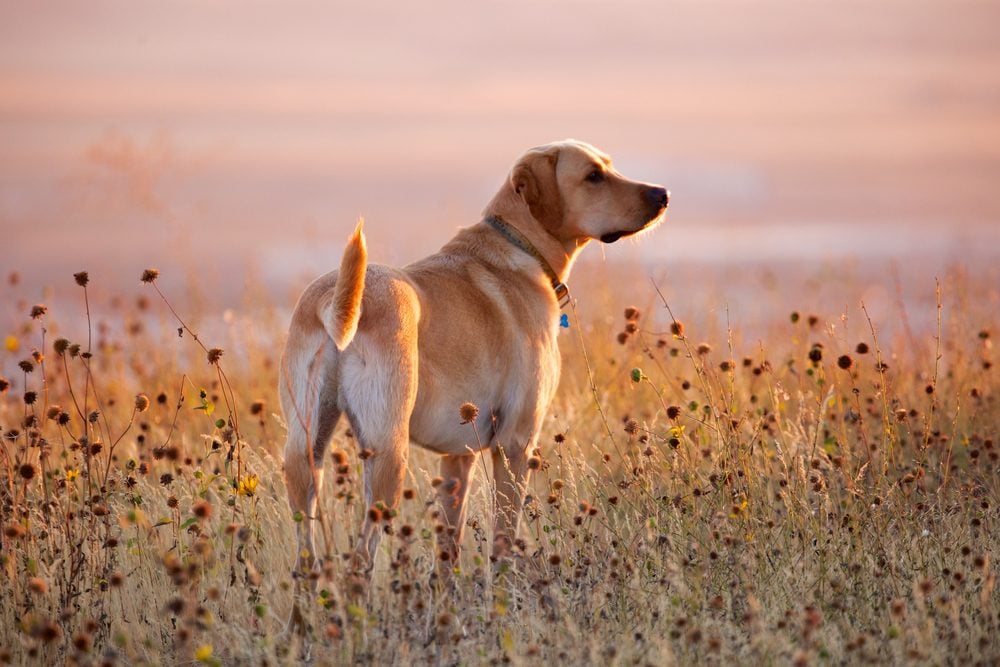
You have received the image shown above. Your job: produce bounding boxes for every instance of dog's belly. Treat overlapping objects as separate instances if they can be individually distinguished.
[406,348,559,456]
[407,384,521,455]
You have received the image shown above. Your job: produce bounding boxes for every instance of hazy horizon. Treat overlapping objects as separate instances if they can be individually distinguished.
[3,0,1000,309]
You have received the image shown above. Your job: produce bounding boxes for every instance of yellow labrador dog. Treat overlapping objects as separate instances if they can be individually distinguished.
[281,139,667,578]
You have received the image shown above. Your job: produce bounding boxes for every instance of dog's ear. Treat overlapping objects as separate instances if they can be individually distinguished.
[511,150,563,231]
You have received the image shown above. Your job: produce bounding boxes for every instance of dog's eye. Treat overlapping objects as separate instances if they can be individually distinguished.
[586,169,604,184]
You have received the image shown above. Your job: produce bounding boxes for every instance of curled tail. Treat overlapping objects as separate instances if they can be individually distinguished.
[322,219,367,350]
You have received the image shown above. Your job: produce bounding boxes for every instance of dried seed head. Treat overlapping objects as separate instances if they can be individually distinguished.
[696,343,712,355]
[670,320,684,337]
[72,631,92,653]
[0,377,8,393]
[134,394,150,412]
[856,342,869,354]
[53,338,70,355]
[890,598,906,618]
[837,355,853,370]
[459,402,479,423]
[18,360,34,373]
[18,463,36,480]
[193,501,212,519]
[624,306,640,321]
[4,523,26,539]
[23,391,37,405]
[29,304,47,319]
[207,348,224,365]
[527,456,542,470]
[74,271,89,287]
[28,577,47,594]
[140,268,160,283]
[250,399,265,415]
[808,345,823,363]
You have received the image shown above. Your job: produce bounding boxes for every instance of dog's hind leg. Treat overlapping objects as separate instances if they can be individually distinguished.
[338,285,420,574]
[281,329,341,581]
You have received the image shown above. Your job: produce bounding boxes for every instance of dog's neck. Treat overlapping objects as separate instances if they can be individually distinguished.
[481,191,588,287]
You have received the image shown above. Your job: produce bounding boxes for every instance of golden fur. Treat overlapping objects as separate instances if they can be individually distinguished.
[280,139,668,579]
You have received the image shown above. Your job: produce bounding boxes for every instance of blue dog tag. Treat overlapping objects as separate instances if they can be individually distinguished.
[559,313,569,329]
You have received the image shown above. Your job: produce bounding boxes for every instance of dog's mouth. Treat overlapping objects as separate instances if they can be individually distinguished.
[600,230,632,244]
[600,211,667,244]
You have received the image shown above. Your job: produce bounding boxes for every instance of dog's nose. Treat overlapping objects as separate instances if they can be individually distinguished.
[646,186,669,208]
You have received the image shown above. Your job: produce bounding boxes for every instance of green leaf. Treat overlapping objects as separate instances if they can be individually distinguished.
[214,418,225,429]
[180,517,198,530]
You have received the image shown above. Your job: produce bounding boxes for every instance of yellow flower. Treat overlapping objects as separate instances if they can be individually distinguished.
[668,424,686,439]
[194,644,213,662]
[65,468,80,482]
[4,335,18,352]
[235,474,258,497]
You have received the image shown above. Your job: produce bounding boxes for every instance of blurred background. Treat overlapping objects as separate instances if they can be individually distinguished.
[2,0,999,332]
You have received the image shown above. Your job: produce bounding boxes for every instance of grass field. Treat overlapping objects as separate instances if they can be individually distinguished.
[0,263,997,665]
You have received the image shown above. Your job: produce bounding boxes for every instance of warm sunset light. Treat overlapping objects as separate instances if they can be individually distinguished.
[1,2,998,664]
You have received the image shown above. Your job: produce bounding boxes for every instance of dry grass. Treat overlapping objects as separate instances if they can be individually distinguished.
[0,264,997,666]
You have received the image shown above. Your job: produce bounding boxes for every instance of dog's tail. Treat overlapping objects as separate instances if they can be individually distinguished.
[321,219,367,351]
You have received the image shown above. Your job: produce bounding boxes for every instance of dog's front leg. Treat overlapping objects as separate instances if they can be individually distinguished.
[435,453,477,583]
[490,440,533,564]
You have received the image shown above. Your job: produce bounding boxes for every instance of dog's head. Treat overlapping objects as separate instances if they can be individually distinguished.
[510,140,668,245]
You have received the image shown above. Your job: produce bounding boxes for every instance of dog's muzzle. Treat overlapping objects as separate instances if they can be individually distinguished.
[600,186,669,244]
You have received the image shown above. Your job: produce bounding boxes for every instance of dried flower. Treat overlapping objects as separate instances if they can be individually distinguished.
[134,394,150,412]
[74,271,89,287]
[837,355,853,370]
[193,500,212,518]
[624,306,640,321]
[459,402,479,423]
[140,268,160,283]
[670,320,684,337]
[29,304,47,319]
[207,348,224,365]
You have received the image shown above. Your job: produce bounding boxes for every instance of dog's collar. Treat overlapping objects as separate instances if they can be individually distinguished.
[484,215,570,309]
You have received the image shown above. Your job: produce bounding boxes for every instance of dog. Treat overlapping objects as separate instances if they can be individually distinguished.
[280,139,668,580]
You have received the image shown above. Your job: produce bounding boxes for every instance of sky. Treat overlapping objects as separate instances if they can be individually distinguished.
[2,0,999,306]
